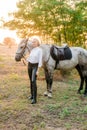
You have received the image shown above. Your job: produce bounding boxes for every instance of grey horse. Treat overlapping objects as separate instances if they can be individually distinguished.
[15,38,87,98]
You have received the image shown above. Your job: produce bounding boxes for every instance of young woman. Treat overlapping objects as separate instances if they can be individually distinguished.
[27,36,43,104]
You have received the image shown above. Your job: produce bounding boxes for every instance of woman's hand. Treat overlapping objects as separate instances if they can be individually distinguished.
[36,68,40,76]
[36,70,39,76]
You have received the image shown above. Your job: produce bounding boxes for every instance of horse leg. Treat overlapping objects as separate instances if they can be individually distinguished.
[44,68,53,98]
[75,64,84,94]
[84,76,87,96]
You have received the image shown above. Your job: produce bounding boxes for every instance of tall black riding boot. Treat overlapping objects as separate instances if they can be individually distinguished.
[31,87,37,104]
[29,83,33,100]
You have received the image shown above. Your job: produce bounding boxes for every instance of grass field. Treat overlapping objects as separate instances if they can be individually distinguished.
[0,45,87,130]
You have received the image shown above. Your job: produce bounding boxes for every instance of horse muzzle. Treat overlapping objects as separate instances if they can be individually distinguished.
[15,54,21,61]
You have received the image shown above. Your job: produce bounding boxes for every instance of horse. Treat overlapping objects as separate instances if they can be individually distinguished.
[15,38,87,98]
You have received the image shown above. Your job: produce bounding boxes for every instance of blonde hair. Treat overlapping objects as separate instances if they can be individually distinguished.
[29,36,41,46]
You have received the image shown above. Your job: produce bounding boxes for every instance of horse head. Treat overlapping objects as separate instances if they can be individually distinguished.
[15,38,31,61]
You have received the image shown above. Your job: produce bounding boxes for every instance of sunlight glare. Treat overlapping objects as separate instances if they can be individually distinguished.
[0,0,20,44]
[0,0,18,20]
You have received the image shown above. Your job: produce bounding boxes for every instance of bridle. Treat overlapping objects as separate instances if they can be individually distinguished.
[16,40,52,66]
[16,41,30,65]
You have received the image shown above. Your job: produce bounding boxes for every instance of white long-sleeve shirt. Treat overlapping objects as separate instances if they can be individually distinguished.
[27,47,43,67]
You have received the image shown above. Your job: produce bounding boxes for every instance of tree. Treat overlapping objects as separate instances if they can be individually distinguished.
[3,0,87,46]
[3,37,16,48]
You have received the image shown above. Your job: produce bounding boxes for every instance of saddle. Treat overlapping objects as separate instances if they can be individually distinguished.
[50,45,72,68]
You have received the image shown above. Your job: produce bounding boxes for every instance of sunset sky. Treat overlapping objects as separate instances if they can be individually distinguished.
[0,0,20,43]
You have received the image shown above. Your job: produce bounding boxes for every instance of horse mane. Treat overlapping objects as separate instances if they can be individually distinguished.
[20,38,29,44]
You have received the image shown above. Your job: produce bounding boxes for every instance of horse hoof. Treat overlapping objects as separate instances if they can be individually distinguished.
[31,99,37,104]
[44,91,48,96]
[28,96,33,100]
[83,93,87,97]
[48,93,52,98]
[77,91,81,94]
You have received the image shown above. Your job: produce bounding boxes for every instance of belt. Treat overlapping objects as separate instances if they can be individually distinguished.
[29,62,38,67]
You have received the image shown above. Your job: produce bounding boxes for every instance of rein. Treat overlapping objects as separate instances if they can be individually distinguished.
[16,42,30,65]
[16,42,51,67]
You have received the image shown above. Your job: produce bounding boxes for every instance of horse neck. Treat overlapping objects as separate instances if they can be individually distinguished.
[27,43,33,52]
[40,44,51,62]
[27,43,51,62]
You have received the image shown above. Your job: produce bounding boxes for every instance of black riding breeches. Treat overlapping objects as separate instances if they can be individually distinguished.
[28,62,38,101]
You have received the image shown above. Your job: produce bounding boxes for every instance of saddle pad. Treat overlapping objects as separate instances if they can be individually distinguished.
[50,45,72,62]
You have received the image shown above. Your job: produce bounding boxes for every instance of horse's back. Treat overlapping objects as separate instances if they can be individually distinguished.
[40,44,87,69]
[71,47,87,63]
[58,46,87,69]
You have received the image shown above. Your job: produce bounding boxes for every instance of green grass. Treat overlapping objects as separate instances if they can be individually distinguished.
[0,55,87,130]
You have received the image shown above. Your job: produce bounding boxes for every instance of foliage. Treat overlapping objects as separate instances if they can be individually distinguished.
[3,0,87,46]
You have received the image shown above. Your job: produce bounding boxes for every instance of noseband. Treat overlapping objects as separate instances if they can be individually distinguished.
[16,42,30,58]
